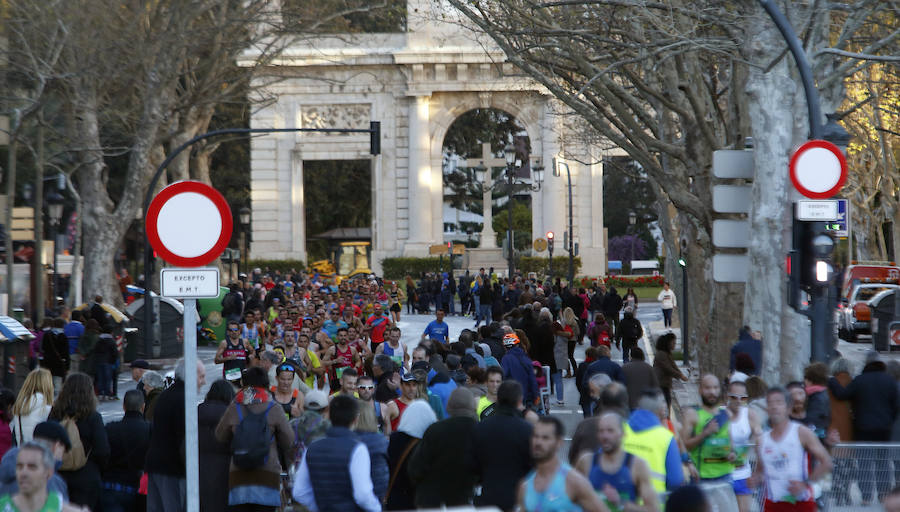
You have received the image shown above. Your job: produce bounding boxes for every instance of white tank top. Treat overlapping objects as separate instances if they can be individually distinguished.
[760,422,810,502]
[729,407,752,479]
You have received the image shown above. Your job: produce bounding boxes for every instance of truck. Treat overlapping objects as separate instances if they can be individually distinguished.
[836,262,900,342]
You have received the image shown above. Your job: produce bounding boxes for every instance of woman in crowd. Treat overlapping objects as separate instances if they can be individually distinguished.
[385,401,437,510]
[653,332,687,409]
[199,380,235,512]
[49,373,110,511]
[354,399,389,502]
[10,368,53,445]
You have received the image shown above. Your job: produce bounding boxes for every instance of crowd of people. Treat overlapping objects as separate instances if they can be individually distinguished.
[1,268,900,512]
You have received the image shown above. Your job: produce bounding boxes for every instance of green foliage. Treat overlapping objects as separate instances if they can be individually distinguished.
[247,259,307,274]
[303,160,372,261]
[492,198,532,250]
[517,256,581,279]
[443,109,526,159]
[381,257,447,279]
[209,98,251,231]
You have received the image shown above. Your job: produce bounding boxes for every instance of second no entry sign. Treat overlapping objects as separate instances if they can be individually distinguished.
[146,181,233,267]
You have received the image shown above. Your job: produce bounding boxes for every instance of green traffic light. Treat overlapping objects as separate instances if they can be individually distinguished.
[677,258,686,267]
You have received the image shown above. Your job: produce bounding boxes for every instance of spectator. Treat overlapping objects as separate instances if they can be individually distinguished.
[665,484,711,512]
[102,390,151,512]
[198,380,235,512]
[289,390,331,469]
[42,319,69,392]
[500,333,540,407]
[470,380,533,511]
[353,396,389,502]
[49,373,110,511]
[409,388,479,508]
[653,333,687,409]
[141,371,165,422]
[63,311,85,373]
[10,369,53,445]
[622,347,659,410]
[729,326,762,376]
[215,366,293,511]
[384,401,437,510]
[129,360,150,398]
[93,329,118,401]
[76,320,100,383]
[618,308,643,363]
[0,389,14,460]
[802,363,830,442]
[145,358,206,512]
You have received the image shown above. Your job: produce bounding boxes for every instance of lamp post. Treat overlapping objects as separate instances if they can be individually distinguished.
[628,210,637,272]
[678,249,689,366]
[46,190,64,312]
[499,143,544,279]
[239,206,251,277]
[555,162,576,285]
[546,231,554,279]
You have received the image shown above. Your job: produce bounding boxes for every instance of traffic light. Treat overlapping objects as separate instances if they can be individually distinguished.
[790,218,836,303]
[546,231,554,256]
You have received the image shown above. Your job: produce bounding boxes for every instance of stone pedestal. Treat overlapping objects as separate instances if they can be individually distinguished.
[464,248,505,273]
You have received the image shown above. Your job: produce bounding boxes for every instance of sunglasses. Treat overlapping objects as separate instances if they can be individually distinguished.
[729,394,748,400]
[228,327,240,332]
[357,385,375,390]
[277,364,295,373]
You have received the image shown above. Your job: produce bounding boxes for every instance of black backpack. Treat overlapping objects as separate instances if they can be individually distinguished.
[232,402,276,469]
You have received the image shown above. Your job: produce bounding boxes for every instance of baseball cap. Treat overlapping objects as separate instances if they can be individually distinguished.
[33,421,71,450]
[410,361,430,373]
[130,359,150,370]
[400,372,418,382]
[305,390,328,410]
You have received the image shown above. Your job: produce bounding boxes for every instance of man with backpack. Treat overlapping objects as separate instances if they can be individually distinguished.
[618,307,643,363]
[292,395,381,512]
[215,367,293,510]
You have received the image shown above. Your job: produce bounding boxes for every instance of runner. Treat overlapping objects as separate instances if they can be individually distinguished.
[422,309,450,345]
[323,327,359,388]
[384,373,420,432]
[518,416,607,512]
[681,374,734,485]
[214,320,254,383]
[749,387,832,512]
[477,367,503,420]
[364,303,391,351]
[375,326,409,373]
[577,412,660,512]
[726,380,762,512]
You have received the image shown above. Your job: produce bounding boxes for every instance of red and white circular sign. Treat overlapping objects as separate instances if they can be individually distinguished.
[146,181,233,267]
[789,139,847,199]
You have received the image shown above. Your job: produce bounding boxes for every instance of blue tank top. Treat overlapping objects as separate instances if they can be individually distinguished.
[588,451,637,505]
[523,462,580,512]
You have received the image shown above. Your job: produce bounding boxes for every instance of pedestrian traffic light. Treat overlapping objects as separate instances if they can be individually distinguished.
[546,231,554,254]
[792,218,835,295]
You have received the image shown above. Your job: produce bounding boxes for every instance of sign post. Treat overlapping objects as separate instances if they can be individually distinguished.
[146,181,232,512]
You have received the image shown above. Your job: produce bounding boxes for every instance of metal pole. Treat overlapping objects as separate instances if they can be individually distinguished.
[4,135,16,316]
[548,243,553,279]
[141,125,381,351]
[183,298,199,512]
[682,263,689,366]
[33,113,44,323]
[567,166,574,285]
[507,167,515,278]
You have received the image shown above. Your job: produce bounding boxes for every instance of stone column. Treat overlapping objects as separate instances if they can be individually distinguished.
[481,166,497,248]
[406,95,432,250]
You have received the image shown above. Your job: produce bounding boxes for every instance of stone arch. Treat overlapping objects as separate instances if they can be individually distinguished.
[427,92,547,244]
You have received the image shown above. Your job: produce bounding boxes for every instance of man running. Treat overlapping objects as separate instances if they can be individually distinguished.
[577,412,659,512]
[375,326,408,372]
[323,327,359,387]
[364,303,391,351]
[726,380,762,512]
[518,416,607,512]
[215,320,255,382]
[384,373,420,432]
[682,374,734,484]
[0,441,82,512]
[749,387,832,512]
[422,309,450,345]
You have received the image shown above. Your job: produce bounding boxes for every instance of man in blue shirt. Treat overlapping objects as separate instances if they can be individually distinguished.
[64,311,85,371]
[422,309,450,344]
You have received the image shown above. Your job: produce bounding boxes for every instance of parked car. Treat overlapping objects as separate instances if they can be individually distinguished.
[838,283,900,342]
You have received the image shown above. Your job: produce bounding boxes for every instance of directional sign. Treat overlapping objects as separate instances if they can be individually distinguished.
[161,268,221,298]
[789,140,847,199]
[828,198,850,238]
[796,200,839,221]
[146,181,233,267]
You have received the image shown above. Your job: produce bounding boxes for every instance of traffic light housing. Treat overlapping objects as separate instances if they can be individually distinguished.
[789,217,836,311]
[546,231,554,256]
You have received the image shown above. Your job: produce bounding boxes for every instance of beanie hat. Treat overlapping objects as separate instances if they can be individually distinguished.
[446,387,476,418]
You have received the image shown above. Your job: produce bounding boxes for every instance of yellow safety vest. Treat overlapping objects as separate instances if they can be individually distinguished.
[623,423,672,495]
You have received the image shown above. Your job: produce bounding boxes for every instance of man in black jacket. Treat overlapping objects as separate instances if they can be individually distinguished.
[602,287,623,342]
[103,390,151,512]
[470,381,533,511]
[409,388,479,507]
[145,358,206,512]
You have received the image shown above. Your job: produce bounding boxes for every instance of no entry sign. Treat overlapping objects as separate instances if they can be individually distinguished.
[146,181,233,267]
[789,140,847,199]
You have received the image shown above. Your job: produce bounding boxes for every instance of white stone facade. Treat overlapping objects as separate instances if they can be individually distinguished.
[239,1,612,276]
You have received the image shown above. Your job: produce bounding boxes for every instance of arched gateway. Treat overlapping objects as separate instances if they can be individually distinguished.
[239,0,615,276]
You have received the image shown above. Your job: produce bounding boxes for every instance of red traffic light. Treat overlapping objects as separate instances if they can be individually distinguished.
[546,231,554,240]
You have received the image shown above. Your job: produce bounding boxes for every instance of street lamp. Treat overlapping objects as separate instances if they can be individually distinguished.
[501,143,543,279]
[628,210,637,272]
[46,190,64,309]
[239,206,251,277]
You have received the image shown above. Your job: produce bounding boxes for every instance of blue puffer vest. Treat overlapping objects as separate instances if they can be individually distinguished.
[306,427,362,512]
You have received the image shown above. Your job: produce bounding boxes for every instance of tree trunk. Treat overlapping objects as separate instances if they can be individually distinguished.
[743,12,815,383]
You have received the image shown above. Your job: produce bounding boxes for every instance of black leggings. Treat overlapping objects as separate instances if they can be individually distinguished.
[567,339,577,374]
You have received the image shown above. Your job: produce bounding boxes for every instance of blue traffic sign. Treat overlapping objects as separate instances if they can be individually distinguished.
[825,198,849,238]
